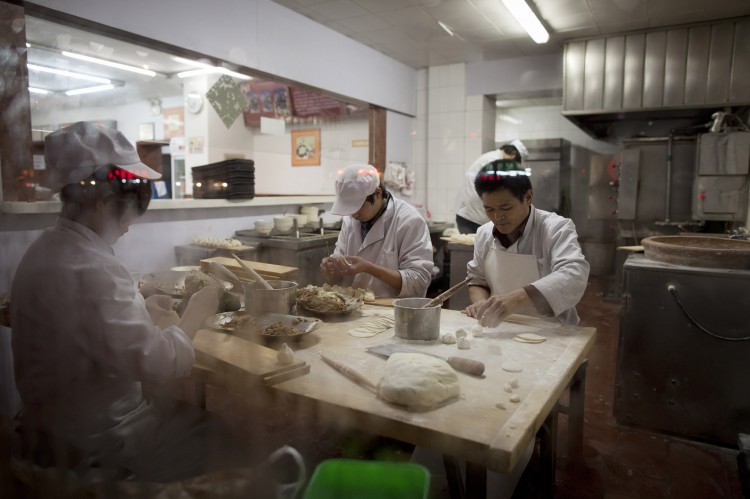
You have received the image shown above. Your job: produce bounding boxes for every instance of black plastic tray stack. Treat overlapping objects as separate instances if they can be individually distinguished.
[191,159,255,200]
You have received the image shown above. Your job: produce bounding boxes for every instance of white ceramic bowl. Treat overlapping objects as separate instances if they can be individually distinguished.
[290,214,308,226]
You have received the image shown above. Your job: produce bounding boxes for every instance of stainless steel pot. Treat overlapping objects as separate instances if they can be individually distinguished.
[393,297,441,341]
[244,280,298,315]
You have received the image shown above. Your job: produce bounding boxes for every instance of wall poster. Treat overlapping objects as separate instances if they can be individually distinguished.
[291,128,321,166]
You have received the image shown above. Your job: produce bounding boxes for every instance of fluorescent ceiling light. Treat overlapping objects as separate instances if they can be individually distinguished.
[61,51,157,77]
[28,87,49,94]
[497,113,522,124]
[501,0,549,44]
[65,84,114,96]
[437,21,454,37]
[177,67,252,80]
[171,56,214,69]
[27,63,111,84]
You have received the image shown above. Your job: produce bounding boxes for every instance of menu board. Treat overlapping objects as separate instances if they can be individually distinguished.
[289,87,344,118]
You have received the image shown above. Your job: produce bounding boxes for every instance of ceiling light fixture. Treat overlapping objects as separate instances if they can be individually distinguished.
[28,87,49,94]
[501,0,549,44]
[437,21,454,37]
[61,51,157,77]
[171,56,214,69]
[177,67,252,80]
[27,63,112,84]
[65,84,115,96]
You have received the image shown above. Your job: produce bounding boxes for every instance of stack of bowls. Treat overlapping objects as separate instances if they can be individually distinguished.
[255,219,273,235]
[300,206,320,224]
[273,215,294,232]
[290,214,308,227]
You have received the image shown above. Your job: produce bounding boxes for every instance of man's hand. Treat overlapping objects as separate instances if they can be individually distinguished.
[321,255,369,277]
[467,288,532,328]
[145,294,180,328]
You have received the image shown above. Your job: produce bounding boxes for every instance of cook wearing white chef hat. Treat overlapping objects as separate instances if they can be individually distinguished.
[321,164,433,298]
[11,121,255,482]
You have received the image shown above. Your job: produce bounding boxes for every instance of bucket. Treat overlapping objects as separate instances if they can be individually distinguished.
[244,280,298,315]
[303,459,430,499]
[393,297,441,341]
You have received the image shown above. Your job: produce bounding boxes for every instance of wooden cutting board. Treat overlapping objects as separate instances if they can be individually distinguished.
[193,329,309,385]
[200,257,298,281]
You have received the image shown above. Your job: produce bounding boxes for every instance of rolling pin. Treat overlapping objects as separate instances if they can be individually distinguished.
[319,352,378,393]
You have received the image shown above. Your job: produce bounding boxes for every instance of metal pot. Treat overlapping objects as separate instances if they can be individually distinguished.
[244,280,298,315]
[393,297,441,341]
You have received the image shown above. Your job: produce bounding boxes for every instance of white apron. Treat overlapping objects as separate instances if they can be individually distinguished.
[484,231,541,317]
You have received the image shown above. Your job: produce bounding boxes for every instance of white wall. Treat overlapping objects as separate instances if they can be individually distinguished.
[466,54,563,97]
[31,0,417,117]
[495,105,620,156]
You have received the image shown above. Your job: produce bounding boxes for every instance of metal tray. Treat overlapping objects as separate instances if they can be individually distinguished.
[297,296,363,317]
[206,311,323,341]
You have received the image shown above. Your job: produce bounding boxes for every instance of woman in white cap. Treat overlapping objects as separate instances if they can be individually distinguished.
[454,140,528,234]
[320,165,433,298]
[11,122,255,483]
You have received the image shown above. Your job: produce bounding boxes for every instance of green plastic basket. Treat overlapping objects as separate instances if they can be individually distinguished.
[302,459,430,499]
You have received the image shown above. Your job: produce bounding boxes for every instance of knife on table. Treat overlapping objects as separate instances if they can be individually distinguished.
[367,344,485,376]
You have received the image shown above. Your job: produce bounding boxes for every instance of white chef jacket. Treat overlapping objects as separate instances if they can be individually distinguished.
[332,196,433,298]
[466,206,590,325]
[11,217,194,442]
[455,149,503,226]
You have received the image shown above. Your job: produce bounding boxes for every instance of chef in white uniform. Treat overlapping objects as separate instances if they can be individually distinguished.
[11,122,253,483]
[320,165,433,298]
[454,140,527,234]
[465,159,589,326]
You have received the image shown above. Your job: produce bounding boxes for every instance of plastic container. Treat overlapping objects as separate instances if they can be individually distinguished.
[302,459,430,499]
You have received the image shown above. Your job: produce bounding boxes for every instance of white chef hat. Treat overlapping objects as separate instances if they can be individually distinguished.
[330,165,380,216]
[510,139,528,159]
[44,121,161,192]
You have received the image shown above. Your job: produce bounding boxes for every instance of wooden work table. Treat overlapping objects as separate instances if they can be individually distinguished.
[193,305,596,496]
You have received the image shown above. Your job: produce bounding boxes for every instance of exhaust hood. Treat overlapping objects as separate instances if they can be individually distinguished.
[562,16,750,139]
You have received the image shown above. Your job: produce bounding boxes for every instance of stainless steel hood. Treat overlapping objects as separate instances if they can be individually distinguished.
[562,16,750,139]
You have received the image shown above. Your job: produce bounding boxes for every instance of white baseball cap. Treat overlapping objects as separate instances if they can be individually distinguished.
[44,121,161,192]
[330,165,380,216]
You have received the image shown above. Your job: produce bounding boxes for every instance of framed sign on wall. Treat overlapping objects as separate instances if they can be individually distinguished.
[291,128,321,166]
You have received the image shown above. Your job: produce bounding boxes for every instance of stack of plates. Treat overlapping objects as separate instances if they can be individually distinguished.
[192,159,255,200]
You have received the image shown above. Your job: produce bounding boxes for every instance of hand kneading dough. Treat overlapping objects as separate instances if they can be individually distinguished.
[377,353,460,409]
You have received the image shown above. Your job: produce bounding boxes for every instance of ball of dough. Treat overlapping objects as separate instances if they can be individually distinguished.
[455,328,468,339]
[471,325,483,337]
[441,332,457,344]
[377,353,460,409]
[277,343,295,365]
[457,337,470,350]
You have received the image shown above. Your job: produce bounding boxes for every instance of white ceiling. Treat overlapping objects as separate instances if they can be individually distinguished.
[272,0,750,69]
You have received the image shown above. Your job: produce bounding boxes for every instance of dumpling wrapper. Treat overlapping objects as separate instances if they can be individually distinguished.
[377,353,460,410]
